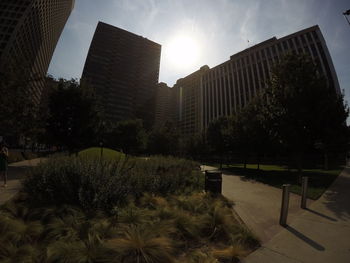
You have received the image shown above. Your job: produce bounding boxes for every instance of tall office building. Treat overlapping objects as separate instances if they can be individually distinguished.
[173,66,209,135]
[154,82,177,129]
[82,22,161,128]
[174,25,340,135]
[0,0,75,104]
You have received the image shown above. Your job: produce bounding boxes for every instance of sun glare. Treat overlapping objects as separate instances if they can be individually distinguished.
[165,35,200,70]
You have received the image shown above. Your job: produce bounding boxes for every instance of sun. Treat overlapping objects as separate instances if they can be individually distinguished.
[165,35,200,70]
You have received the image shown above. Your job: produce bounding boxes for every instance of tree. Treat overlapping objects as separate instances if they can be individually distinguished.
[315,92,349,169]
[0,61,41,145]
[109,119,147,155]
[266,53,349,174]
[46,79,100,153]
[147,121,179,156]
[179,132,208,159]
[228,96,273,169]
[206,117,231,169]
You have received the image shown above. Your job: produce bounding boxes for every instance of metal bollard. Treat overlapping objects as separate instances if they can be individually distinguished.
[301,177,308,209]
[279,184,290,227]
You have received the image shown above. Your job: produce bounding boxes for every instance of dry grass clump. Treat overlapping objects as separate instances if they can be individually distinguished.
[0,192,259,262]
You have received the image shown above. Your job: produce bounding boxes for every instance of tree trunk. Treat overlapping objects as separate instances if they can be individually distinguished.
[324,151,329,170]
[219,152,223,170]
[296,153,303,183]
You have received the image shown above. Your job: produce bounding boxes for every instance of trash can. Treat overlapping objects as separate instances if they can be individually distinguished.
[205,170,222,194]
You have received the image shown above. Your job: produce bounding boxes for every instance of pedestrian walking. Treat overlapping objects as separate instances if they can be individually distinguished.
[0,142,8,187]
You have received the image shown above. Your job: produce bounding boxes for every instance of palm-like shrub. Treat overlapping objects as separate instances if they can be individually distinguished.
[0,214,43,246]
[170,193,211,214]
[199,200,239,242]
[184,250,218,263]
[1,201,31,221]
[46,234,109,263]
[139,193,169,209]
[171,209,201,241]
[212,245,248,262]
[230,224,260,248]
[43,216,80,243]
[117,205,151,225]
[82,218,118,240]
[0,243,39,263]
[107,224,175,263]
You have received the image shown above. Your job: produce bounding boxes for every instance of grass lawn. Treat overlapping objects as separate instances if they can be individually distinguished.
[78,147,125,160]
[206,163,343,200]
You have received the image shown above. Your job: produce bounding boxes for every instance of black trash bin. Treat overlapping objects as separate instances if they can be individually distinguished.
[205,170,222,194]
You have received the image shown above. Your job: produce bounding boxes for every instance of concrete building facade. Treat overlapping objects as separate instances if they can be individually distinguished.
[173,25,340,135]
[0,0,75,104]
[173,66,209,135]
[154,82,177,129]
[82,22,161,128]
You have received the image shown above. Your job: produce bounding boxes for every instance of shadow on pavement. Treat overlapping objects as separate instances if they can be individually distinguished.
[304,208,337,222]
[322,168,350,221]
[285,225,325,251]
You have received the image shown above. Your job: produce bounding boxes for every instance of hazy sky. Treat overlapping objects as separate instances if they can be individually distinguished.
[48,0,350,100]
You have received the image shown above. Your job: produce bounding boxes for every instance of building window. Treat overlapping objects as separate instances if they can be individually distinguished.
[301,34,307,44]
[282,41,288,50]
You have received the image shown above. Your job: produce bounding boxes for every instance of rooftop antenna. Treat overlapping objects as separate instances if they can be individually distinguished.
[344,9,350,26]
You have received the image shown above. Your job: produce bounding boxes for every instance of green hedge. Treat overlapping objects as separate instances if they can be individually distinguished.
[23,156,203,212]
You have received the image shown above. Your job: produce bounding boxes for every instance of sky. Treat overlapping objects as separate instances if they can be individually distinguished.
[48,0,350,102]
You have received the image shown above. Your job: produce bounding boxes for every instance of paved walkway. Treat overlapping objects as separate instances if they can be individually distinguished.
[202,165,350,262]
[201,165,311,243]
[0,158,44,205]
[242,165,350,263]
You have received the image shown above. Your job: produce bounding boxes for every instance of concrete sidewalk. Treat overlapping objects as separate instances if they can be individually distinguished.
[201,165,310,244]
[243,166,350,263]
[0,158,44,205]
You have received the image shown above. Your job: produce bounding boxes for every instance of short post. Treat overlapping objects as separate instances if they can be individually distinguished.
[279,184,290,227]
[301,177,308,209]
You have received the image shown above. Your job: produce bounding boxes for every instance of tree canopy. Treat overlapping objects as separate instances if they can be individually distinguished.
[205,53,349,170]
[0,62,41,144]
[148,121,180,156]
[46,79,100,152]
[265,53,348,170]
[108,119,147,155]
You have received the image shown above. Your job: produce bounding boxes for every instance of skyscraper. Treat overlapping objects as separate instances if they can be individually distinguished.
[173,66,209,135]
[82,22,161,128]
[173,25,340,135]
[0,0,75,104]
[154,82,177,129]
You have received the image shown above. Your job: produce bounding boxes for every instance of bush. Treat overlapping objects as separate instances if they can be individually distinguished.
[23,156,202,211]
[0,191,258,262]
